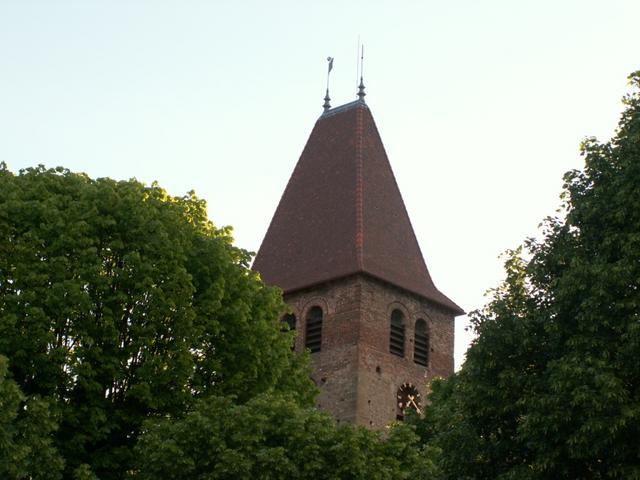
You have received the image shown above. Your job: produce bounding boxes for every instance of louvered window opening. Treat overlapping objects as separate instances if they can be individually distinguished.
[414,319,429,366]
[305,306,323,353]
[389,309,405,357]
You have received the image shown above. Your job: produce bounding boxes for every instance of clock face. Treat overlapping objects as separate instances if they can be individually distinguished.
[396,382,422,417]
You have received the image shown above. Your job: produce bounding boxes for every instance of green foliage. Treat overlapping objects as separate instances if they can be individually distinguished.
[0,166,315,478]
[0,355,64,479]
[133,393,437,480]
[415,71,640,479]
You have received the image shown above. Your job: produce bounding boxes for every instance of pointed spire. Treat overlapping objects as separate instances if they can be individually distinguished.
[253,103,464,315]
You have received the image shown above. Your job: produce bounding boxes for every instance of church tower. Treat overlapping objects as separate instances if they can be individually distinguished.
[253,89,463,428]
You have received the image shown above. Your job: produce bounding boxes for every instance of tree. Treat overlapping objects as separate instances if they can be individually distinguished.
[133,393,438,480]
[0,166,315,478]
[0,355,64,480]
[414,71,640,479]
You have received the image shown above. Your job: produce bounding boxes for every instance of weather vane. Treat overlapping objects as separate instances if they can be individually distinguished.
[323,56,334,112]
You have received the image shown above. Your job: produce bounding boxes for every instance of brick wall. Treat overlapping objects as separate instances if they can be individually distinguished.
[284,274,455,428]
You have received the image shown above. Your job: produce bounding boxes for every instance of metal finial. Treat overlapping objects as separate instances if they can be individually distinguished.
[323,88,331,111]
[356,45,365,102]
[357,76,366,102]
[323,57,334,112]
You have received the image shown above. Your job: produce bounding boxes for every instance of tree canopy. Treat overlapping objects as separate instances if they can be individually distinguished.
[133,392,438,480]
[413,71,640,479]
[0,166,315,478]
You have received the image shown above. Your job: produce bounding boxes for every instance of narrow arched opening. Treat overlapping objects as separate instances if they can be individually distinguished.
[305,306,323,353]
[414,319,429,367]
[389,309,405,357]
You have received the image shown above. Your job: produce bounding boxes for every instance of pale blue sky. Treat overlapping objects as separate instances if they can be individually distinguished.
[1,0,638,368]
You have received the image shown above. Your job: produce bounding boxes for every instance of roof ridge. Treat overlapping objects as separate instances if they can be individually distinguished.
[319,99,367,119]
[355,103,364,269]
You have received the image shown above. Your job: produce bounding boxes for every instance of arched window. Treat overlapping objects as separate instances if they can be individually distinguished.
[282,313,296,331]
[305,306,323,353]
[389,309,405,357]
[414,319,429,367]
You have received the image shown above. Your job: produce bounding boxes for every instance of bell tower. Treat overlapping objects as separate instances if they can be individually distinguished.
[253,90,463,428]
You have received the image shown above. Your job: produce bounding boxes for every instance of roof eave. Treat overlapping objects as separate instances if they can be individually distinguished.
[279,271,465,316]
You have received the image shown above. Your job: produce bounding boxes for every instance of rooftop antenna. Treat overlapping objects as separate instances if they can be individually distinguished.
[356,35,361,91]
[357,44,366,102]
[323,56,334,112]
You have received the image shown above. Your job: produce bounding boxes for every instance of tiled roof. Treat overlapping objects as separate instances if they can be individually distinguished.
[253,100,464,315]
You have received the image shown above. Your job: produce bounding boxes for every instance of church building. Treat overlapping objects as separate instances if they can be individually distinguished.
[253,80,463,428]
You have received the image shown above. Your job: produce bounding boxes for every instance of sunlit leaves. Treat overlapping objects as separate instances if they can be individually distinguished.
[0,166,315,478]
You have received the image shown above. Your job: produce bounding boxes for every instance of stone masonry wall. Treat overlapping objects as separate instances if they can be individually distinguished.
[356,276,455,428]
[284,276,362,424]
[284,274,455,428]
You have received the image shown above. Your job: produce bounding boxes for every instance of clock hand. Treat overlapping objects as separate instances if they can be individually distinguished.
[407,398,422,414]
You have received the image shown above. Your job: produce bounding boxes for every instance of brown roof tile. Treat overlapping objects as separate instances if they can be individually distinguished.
[253,100,464,315]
